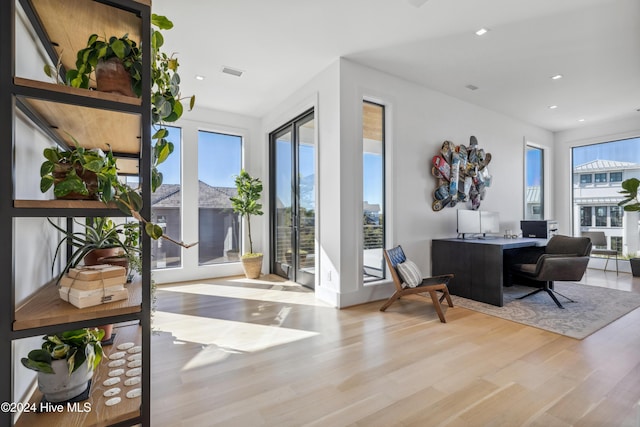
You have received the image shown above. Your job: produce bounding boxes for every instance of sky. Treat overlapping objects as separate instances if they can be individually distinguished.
[525,137,640,187]
[572,137,640,168]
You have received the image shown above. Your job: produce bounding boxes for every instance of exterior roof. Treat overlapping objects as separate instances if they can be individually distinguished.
[573,159,639,172]
[152,181,236,209]
[525,186,541,204]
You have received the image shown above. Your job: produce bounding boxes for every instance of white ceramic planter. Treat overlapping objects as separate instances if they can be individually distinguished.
[37,359,93,402]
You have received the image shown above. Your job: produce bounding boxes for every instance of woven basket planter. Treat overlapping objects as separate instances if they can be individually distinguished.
[241,254,263,279]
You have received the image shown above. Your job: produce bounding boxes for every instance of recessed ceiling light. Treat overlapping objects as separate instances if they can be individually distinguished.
[551,74,563,80]
[195,75,205,81]
[578,118,585,122]
[221,66,244,77]
[475,28,489,36]
[548,105,558,109]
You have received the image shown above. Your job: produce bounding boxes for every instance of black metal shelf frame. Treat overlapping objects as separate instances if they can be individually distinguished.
[1,0,152,425]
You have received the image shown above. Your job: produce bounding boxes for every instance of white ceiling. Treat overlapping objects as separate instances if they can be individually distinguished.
[154,0,640,132]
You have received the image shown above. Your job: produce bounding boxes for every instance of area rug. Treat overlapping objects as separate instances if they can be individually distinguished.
[450,283,640,339]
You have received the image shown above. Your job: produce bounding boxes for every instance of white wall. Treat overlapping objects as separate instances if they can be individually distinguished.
[553,115,640,235]
[262,58,553,307]
[335,59,554,306]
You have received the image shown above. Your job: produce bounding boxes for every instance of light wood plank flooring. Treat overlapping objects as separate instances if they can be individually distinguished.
[151,269,640,426]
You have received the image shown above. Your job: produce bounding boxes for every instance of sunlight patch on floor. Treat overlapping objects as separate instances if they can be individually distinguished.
[153,310,320,359]
[158,281,331,307]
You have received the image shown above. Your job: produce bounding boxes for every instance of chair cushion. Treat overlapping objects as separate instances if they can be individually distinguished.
[397,259,423,288]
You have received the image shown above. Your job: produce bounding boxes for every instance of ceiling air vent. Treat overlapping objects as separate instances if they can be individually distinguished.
[465,84,479,91]
[221,66,243,77]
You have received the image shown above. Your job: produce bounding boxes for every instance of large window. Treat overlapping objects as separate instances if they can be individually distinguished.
[572,136,640,258]
[363,101,385,281]
[151,126,181,270]
[198,131,242,265]
[525,145,543,219]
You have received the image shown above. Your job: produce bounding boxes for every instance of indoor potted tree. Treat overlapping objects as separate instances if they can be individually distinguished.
[21,328,104,403]
[618,177,640,276]
[230,169,264,279]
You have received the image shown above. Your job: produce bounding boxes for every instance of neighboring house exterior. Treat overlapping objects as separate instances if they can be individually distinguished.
[572,159,640,256]
[151,181,238,267]
[525,186,543,219]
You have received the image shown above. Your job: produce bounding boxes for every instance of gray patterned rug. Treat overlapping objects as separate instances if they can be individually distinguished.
[450,283,640,339]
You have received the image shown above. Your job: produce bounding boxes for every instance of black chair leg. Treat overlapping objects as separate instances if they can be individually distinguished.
[517,281,574,309]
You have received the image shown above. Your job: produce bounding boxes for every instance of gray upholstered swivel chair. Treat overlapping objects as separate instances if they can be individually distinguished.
[511,235,592,309]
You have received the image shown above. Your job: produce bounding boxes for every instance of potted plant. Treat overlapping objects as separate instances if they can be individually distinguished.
[21,328,104,403]
[230,169,264,279]
[618,178,640,276]
[63,14,195,193]
[48,217,137,282]
[39,143,118,200]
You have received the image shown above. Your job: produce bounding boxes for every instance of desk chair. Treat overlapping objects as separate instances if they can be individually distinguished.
[511,235,592,308]
[581,231,619,275]
[381,246,453,323]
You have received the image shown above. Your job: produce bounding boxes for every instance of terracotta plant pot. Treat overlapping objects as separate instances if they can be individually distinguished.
[37,359,93,403]
[96,324,114,343]
[95,57,135,97]
[241,254,263,279]
[84,247,124,266]
[52,163,98,200]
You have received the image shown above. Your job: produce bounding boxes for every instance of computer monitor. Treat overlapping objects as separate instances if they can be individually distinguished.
[457,210,481,238]
[480,211,500,236]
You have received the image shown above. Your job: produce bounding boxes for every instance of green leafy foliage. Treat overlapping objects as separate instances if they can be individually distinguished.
[48,217,139,282]
[230,170,264,254]
[21,328,104,374]
[618,178,640,212]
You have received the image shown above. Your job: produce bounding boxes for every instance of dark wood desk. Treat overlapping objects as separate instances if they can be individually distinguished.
[431,237,547,306]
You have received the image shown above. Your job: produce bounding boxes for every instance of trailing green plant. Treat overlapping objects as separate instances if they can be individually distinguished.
[618,178,640,211]
[62,14,195,192]
[39,142,118,200]
[48,217,137,281]
[230,169,263,256]
[21,328,104,374]
[66,33,142,95]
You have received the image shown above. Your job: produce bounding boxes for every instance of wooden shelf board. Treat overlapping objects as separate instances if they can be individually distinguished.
[29,0,143,81]
[14,279,142,331]
[14,77,141,106]
[18,95,141,155]
[15,324,142,427]
[14,200,118,209]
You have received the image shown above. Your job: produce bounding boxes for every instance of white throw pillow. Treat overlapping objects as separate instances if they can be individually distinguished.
[396,259,423,288]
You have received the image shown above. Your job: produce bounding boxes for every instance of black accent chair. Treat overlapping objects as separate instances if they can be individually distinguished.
[511,235,592,308]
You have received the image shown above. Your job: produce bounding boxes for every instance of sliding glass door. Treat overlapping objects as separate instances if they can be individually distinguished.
[270,110,315,288]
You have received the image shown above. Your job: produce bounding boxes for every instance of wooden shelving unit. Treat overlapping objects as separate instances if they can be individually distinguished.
[1,0,152,425]
[14,324,143,427]
[14,280,142,331]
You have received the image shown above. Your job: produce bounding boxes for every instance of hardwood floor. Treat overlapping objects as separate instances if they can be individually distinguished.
[151,270,640,426]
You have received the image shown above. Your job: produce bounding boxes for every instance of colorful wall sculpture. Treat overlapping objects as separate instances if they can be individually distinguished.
[432,136,492,211]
